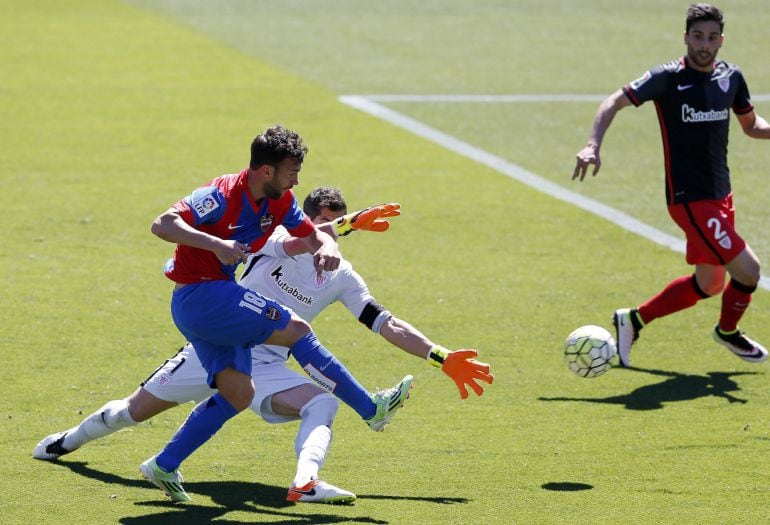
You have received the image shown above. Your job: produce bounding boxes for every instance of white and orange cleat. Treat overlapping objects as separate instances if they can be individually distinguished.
[287,479,356,504]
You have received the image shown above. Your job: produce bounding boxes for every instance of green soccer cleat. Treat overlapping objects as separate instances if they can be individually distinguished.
[140,456,190,502]
[365,375,413,432]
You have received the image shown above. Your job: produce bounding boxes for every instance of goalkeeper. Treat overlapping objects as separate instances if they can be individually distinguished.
[34,187,493,504]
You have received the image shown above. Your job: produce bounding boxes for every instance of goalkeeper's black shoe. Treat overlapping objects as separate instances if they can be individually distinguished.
[33,432,72,460]
[712,326,768,363]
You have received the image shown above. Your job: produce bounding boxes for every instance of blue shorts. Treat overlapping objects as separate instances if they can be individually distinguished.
[170,280,292,387]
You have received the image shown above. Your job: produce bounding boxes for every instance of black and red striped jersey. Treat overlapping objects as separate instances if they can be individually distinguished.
[622,56,753,204]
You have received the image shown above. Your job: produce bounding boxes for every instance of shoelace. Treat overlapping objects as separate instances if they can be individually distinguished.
[719,330,753,350]
[728,333,752,350]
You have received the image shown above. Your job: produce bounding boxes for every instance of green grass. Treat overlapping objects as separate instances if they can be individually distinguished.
[2,0,769,523]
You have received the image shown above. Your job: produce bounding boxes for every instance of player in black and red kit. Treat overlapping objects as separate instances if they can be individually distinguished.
[573,3,770,367]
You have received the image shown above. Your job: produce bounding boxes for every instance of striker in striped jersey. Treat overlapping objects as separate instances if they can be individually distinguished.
[163,168,314,284]
[622,57,754,204]
[143,226,389,412]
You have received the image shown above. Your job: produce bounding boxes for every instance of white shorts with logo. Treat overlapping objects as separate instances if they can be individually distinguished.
[141,344,312,423]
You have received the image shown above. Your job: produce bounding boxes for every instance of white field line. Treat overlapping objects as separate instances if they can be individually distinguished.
[338,94,770,291]
[362,93,770,103]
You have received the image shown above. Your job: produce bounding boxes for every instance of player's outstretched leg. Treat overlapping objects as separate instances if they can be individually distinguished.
[288,333,413,428]
[33,399,138,460]
[140,455,190,502]
[289,332,385,419]
[286,393,355,503]
[287,479,356,504]
[613,308,642,367]
[365,375,413,432]
[712,326,768,363]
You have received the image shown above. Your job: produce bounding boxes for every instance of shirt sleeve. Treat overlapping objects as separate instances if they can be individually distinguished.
[337,265,377,319]
[623,64,669,107]
[732,67,754,115]
[256,227,290,258]
[274,192,315,238]
[175,186,227,226]
[286,215,316,238]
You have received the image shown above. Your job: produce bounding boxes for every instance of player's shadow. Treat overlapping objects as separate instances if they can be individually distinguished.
[539,367,758,410]
[49,460,467,524]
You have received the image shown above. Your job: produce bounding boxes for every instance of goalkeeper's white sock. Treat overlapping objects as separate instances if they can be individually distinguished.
[293,394,337,487]
[62,399,137,451]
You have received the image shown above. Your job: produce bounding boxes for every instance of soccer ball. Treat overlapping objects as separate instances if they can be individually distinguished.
[564,325,617,378]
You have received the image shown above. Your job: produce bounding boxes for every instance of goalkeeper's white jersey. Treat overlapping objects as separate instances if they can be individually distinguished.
[240,227,375,364]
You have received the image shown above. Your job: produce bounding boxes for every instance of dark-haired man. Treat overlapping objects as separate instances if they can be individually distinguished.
[34,187,492,504]
[140,126,414,501]
[573,4,770,366]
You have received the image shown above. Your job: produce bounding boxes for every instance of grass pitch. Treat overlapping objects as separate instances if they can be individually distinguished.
[2,1,769,523]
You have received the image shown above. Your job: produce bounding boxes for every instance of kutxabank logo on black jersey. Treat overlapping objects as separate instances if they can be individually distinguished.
[681,104,729,123]
[270,265,314,306]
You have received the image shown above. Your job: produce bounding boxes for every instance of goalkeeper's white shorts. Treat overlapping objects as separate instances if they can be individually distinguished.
[141,344,313,424]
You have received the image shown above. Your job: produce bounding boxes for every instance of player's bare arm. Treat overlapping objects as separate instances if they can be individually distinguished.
[298,228,341,273]
[278,220,355,256]
[372,312,492,398]
[737,110,770,139]
[151,208,249,265]
[573,89,634,181]
[378,316,434,359]
[279,223,340,256]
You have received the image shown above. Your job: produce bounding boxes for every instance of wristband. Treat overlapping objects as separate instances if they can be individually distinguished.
[428,345,448,368]
[334,215,354,237]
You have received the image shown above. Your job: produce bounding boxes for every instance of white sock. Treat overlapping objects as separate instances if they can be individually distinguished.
[62,399,137,451]
[293,394,337,487]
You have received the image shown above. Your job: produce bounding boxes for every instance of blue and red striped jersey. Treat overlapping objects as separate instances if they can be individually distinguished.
[163,168,314,283]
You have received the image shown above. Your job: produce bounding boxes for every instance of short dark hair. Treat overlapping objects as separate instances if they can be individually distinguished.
[249,125,308,169]
[686,3,724,32]
[303,187,347,219]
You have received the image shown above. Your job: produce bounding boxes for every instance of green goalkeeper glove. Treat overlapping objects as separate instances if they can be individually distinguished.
[334,203,401,237]
[428,346,494,399]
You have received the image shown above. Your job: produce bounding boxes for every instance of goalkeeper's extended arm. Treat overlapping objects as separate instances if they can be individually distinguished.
[368,311,493,399]
[428,345,494,400]
[334,203,400,237]
[274,202,401,257]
